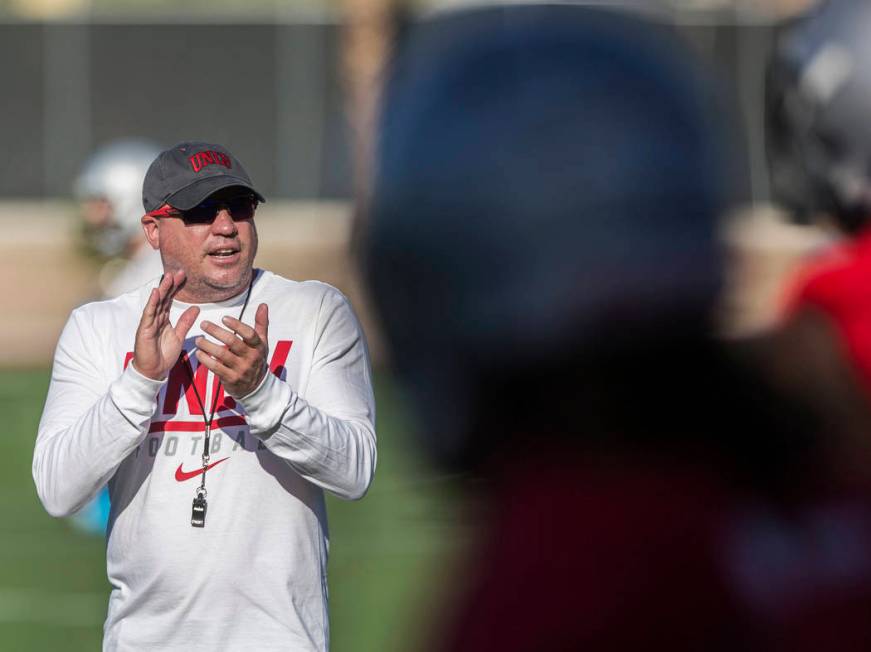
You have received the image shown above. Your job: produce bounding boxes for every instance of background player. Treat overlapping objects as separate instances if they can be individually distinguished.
[74,139,164,298]
[363,4,871,649]
[68,139,164,535]
[769,0,871,401]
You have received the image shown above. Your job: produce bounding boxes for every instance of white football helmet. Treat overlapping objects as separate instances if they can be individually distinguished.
[74,139,162,257]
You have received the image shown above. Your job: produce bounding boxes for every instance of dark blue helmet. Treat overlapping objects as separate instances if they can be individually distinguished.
[364,5,734,466]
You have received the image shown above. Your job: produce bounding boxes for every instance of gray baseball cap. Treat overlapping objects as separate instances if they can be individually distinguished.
[142,141,265,212]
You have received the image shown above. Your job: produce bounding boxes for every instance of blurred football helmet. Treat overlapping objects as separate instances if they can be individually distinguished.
[74,139,162,257]
[767,0,871,232]
[364,5,734,467]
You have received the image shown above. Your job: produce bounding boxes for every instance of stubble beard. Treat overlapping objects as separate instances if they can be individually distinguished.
[162,257,255,304]
[202,265,255,301]
[161,226,258,303]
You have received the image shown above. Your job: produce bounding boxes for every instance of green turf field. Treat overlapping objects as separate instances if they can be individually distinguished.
[0,370,465,651]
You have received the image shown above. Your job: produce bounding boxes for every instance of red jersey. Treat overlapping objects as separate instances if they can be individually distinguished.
[435,455,871,651]
[784,230,871,395]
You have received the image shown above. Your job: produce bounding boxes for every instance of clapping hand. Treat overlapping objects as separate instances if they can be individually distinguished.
[132,270,200,381]
[195,303,269,398]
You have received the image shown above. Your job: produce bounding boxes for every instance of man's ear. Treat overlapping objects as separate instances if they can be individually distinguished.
[142,214,160,250]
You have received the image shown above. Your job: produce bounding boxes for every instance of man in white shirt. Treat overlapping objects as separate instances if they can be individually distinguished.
[34,141,377,652]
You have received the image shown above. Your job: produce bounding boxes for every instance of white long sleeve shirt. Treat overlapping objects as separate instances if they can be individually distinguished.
[33,270,377,651]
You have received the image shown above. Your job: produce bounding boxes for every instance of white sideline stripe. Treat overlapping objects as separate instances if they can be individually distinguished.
[0,589,105,626]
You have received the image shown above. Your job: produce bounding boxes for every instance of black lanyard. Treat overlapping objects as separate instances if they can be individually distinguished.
[185,273,256,527]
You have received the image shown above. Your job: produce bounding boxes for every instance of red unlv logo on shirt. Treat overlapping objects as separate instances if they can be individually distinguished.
[123,341,292,433]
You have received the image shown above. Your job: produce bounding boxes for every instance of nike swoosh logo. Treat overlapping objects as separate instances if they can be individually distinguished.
[175,457,230,482]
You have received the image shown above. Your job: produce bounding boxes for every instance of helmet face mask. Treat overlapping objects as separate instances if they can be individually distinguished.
[767,0,871,233]
[80,212,129,260]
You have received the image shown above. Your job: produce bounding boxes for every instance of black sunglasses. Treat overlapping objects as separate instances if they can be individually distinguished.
[152,194,258,225]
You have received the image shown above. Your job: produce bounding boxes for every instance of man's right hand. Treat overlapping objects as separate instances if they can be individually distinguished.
[132,270,200,381]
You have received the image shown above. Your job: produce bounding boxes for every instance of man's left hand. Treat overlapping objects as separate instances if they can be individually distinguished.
[195,303,269,398]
